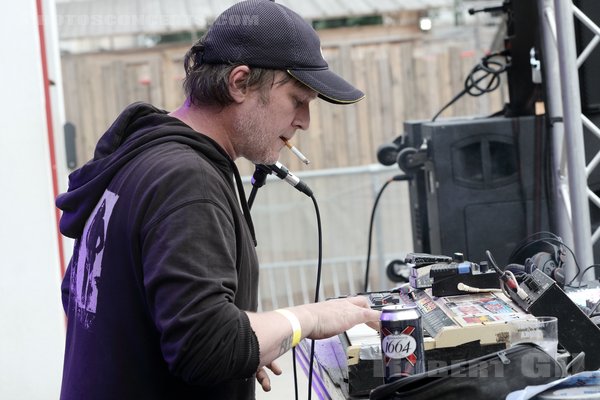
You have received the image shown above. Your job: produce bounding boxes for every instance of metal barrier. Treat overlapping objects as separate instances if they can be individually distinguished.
[243,164,412,311]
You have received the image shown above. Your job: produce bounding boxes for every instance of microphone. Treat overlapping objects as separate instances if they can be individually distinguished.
[260,161,313,197]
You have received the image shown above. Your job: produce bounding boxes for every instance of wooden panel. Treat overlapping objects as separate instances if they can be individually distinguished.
[61,33,506,169]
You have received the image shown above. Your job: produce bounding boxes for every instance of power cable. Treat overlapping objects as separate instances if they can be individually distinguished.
[363,175,410,292]
[431,51,510,122]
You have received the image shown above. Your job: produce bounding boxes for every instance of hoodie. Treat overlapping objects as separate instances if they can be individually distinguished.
[57,102,261,399]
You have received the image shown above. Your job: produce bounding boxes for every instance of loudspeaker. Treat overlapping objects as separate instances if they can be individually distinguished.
[574,0,600,114]
[408,116,549,265]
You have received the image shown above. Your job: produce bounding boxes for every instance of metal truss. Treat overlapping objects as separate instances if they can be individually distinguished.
[539,0,599,283]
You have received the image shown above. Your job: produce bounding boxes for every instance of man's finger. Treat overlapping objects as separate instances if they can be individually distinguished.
[256,367,272,392]
[366,320,380,332]
[266,361,282,375]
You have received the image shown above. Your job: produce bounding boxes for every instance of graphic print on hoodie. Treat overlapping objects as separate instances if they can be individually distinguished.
[70,190,119,329]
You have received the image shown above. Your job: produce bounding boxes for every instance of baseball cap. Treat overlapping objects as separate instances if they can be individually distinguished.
[201,0,365,104]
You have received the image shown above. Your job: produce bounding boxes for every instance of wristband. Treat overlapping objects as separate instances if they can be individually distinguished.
[274,309,302,347]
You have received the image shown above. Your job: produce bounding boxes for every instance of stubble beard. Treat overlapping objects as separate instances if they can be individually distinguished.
[232,101,280,165]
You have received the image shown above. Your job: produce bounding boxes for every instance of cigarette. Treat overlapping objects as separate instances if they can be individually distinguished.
[281,138,310,165]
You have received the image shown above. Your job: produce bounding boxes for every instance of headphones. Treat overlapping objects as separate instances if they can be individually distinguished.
[507,232,566,286]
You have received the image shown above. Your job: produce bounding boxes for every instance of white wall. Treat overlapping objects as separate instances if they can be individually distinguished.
[0,0,67,398]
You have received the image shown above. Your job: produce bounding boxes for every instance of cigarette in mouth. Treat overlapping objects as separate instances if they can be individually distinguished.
[281,137,310,165]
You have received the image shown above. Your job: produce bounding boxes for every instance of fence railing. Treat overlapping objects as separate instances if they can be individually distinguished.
[243,164,411,311]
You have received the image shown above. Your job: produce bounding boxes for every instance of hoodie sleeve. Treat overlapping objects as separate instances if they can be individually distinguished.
[140,198,260,385]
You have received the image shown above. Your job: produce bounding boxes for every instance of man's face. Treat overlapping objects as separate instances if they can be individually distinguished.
[231,74,317,165]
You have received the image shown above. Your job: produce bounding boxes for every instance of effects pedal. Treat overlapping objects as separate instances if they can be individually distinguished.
[429,253,500,297]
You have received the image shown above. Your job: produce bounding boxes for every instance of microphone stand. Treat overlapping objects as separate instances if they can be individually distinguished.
[248,164,271,210]
[246,162,307,400]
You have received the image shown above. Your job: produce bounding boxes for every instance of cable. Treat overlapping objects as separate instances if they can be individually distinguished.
[486,250,528,300]
[307,193,323,400]
[457,283,503,293]
[291,347,299,400]
[506,232,589,287]
[431,51,509,122]
[508,231,562,262]
[247,168,302,400]
[363,175,409,292]
[579,264,600,279]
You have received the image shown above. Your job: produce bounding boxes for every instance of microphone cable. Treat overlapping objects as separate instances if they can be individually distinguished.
[248,164,322,400]
[248,164,301,400]
[306,193,323,400]
[363,175,410,292]
[431,51,509,122]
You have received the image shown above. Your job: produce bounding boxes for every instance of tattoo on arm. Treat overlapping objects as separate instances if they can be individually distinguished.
[278,335,292,357]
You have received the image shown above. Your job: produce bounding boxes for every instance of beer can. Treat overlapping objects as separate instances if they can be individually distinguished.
[380,304,425,383]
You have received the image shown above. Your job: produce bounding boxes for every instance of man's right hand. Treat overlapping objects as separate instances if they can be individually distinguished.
[301,296,381,340]
[246,296,380,368]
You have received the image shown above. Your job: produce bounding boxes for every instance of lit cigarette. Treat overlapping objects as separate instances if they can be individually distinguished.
[281,138,310,165]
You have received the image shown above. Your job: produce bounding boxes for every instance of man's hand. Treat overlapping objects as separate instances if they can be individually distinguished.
[304,296,381,340]
[256,361,282,392]
[246,296,380,368]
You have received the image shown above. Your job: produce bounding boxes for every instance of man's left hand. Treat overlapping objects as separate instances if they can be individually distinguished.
[256,361,282,392]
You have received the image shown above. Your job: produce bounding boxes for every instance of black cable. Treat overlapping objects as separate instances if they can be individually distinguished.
[363,175,410,292]
[506,232,593,288]
[579,264,600,279]
[246,168,300,400]
[307,193,323,400]
[508,231,562,262]
[431,51,509,122]
[292,347,299,400]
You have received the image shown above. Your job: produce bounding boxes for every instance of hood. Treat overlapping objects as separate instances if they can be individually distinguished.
[56,102,234,239]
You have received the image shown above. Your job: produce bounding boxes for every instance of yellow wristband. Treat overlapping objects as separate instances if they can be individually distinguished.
[274,309,302,347]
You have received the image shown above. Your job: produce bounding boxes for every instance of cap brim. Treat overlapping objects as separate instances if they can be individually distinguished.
[287,69,365,105]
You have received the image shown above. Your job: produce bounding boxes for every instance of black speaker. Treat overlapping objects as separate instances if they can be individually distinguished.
[574,0,600,114]
[408,116,549,265]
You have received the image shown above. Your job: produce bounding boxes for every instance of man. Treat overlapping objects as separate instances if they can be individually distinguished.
[57,1,380,398]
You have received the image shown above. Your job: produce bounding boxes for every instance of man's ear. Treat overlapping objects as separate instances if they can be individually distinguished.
[228,65,251,104]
